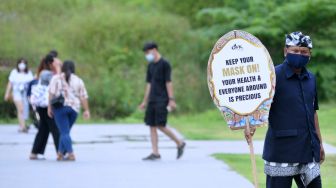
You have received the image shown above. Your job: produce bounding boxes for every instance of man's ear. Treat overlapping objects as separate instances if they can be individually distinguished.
[284,47,287,57]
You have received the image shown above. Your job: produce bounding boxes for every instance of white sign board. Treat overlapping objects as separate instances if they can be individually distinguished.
[208,30,275,130]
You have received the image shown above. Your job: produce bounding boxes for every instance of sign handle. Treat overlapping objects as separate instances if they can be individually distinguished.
[245,117,259,188]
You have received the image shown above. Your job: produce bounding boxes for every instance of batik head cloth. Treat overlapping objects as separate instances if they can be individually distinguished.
[285,31,313,49]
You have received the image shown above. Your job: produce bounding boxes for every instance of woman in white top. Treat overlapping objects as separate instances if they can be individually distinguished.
[4,58,34,132]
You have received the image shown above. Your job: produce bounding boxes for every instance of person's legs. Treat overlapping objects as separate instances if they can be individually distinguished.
[154,102,174,143]
[157,126,186,159]
[266,175,293,188]
[13,100,26,131]
[294,175,322,188]
[22,93,30,121]
[144,102,160,158]
[293,174,304,188]
[59,107,77,152]
[157,126,182,146]
[155,101,186,159]
[64,107,77,160]
[67,108,78,130]
[53,107,71,155]
[307,176,322,188]
[31,108,49,156]
[60,112,73,154]
[143,126,161,160]
[150,126,159,155]
[46,113,60,153]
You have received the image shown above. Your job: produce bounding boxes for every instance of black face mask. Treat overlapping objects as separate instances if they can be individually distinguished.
[286,53,310,68]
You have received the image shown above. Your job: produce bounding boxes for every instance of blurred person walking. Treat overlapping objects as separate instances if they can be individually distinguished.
[139,42,186,161]
[27,52,62,129]
[48,60,90,161]
[4,58,34,133]
[29,55,60,160]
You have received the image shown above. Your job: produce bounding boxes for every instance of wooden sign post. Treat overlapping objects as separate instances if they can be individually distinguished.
[207,30,276,188]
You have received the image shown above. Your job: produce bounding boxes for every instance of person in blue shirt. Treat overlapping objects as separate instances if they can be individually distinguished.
[246,31,324,188]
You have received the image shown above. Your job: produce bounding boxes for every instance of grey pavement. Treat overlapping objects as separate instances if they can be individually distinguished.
[0,124,335,188]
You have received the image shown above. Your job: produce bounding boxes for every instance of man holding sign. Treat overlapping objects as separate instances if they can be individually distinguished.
[259,32,324,188]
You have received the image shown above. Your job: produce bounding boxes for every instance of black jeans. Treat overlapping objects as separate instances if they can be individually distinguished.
[31,107,59,154]
[267,175,321,188]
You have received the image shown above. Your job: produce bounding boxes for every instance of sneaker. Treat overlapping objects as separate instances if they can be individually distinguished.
[29,154,45,160]
[143,153,161,161]
[177,142,186,159]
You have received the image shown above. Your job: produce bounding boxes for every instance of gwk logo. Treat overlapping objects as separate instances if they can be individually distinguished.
[231,44,243,51]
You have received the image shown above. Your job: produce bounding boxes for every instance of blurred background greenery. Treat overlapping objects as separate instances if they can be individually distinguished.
[1,0,335,120]
[1,1,335,186]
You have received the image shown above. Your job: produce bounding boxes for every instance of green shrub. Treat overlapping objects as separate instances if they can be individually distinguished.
[0,0,335,120]
[0,0,210,119]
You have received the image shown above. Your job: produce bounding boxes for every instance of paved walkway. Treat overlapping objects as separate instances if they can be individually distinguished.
[0,124,335,188]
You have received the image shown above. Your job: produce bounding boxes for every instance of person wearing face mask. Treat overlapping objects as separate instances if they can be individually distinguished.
[245,32,324,188]
[139,42,186,161]
[4,58,34,133]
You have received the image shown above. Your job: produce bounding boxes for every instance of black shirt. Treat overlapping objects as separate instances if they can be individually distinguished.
[146,58,172,102]
[263,60,320,163]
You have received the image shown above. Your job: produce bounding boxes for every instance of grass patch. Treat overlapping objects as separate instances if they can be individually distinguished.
[317,104,336,146]
[214,154,336,188]
[1,104,335,145]
[169,103,336,145]
[169,110,267,140]
[0,119,17,124]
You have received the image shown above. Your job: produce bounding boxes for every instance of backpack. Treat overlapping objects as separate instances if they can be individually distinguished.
[30,82,49,108]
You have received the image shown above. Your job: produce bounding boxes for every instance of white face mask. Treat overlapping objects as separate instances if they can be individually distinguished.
[145,53,155,63]
[18,62,26,71]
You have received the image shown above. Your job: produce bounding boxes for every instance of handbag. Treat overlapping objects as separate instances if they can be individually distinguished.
[50,77,65,108]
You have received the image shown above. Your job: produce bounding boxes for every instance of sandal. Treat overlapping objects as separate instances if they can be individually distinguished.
[18,128,28,133]
[56,153,64,161]
[63,153,76,161]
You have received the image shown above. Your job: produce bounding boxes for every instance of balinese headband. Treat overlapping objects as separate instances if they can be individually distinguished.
[285,31,313,49]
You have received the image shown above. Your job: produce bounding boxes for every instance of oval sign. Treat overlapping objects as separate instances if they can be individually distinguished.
[207,30,276,130]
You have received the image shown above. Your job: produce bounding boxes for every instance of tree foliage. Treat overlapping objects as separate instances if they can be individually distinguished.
[0,0,335,119]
